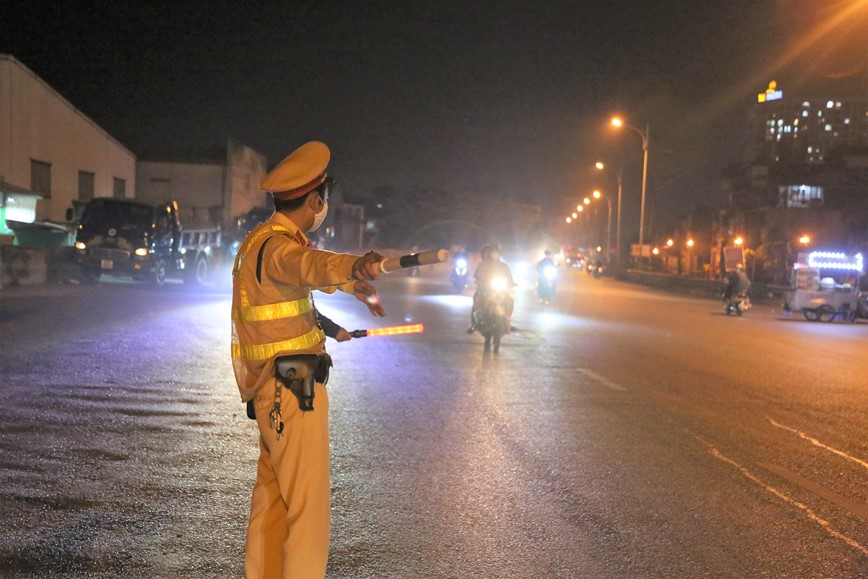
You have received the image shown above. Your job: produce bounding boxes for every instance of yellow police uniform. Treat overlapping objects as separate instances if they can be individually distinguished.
[232,142,359,579]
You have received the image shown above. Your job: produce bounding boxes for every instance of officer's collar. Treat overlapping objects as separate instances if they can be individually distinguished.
[271,212,310,245]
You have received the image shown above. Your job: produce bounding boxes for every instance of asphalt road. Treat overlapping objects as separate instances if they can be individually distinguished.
[0,267,866,578]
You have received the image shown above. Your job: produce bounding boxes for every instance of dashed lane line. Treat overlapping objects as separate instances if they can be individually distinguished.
[578,369,627,392]
[769,417,868,472]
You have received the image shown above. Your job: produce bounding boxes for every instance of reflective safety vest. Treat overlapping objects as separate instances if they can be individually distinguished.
[230,220,325,401]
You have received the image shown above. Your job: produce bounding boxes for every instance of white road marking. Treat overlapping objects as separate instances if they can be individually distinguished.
[768,418,868,472]
[759,462,868,521]
[579,369,627,392]
[703,444,868,557]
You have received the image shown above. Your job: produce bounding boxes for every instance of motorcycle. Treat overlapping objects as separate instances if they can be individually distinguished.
[724,293,751,316]
[450,255,469,292]
[537,265,557,304]
[474,275,510,353]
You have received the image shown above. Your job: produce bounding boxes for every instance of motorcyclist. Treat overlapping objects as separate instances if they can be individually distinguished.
[536,249,557,297]
[537,249,556,272]
[467,244,516,333]
[724,263,751,301]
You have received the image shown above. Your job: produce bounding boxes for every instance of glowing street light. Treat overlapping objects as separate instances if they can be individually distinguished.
[572,212,578,219]
[686,239,695,248]
[595,161,605,170]
[666,239,674,247]
[565,217,572,223]
[593,190,601,199]
[577,206,584,212]
[652,247,660,255]
[583,197,591,205]
[799,234,811,245]
[734,236,744,246]
[611,116,650,248]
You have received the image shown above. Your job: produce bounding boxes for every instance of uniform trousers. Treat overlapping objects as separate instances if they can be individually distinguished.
[246,380,330,579]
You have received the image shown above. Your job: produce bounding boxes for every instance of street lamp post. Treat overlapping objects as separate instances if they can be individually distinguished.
[593,190,613,264]
[595,161,623,268]
[611,118,650,248]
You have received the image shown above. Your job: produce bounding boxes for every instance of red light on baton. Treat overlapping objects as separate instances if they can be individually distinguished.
[350,324,424,338]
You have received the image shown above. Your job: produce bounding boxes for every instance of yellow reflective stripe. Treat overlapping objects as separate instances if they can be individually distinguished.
[233,296,313,322]
[231,327,325,360]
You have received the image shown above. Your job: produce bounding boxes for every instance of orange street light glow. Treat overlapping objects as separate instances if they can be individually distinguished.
[572,212,578,218]
[652,247,660,255]
[611,117,623,127]
[577,206,584,212]
[734,236,744,246]
[593,190,601,199]
[583,197,590,205]
[566,217,572,223]
[799,235,811,244]
[595,162,605,170]
[686,239,695,247]
[666,239,674,247]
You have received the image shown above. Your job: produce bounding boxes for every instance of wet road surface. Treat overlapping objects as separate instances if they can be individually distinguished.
[0,268,866,578]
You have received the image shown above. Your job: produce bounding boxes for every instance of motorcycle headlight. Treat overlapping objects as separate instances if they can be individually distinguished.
[134,247,149,257]
[544,266,557,280]
[490,276,508,291]
[456,259,467,269]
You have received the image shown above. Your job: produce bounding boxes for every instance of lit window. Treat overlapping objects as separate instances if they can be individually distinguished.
[777,119,783,126]
[826,101,834,108]
[825,124,832,131]
[801,101,810,108]
[835,102,841,109]
[818,111,823,117]
[793,119,799,126]
[844,118,850,124]
[802,111,808,117]
[808,147,813,153]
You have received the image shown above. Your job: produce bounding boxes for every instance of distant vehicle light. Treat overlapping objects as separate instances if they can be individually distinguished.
[455,258,468,269]
[179,248,187,255]
[134,247,149,257]
[74,241,86,251]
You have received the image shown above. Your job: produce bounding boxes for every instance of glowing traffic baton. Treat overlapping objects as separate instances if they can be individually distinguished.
[378,249,450,274]
[349,323,424,338]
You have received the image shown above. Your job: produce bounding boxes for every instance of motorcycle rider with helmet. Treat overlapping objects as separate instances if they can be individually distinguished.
[467,243,516,333]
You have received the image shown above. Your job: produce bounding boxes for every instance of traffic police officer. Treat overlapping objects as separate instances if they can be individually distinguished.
[231,141,385,578]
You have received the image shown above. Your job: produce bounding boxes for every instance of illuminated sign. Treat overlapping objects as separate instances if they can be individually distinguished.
[807,251,863,272]
[758,80,783,103]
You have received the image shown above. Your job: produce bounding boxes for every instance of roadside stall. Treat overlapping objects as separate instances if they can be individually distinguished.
[783,251,864,322]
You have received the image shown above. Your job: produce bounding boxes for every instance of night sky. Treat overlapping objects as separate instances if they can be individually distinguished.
[2,1,860,236]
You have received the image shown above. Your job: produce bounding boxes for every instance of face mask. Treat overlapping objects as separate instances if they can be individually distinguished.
[309,200,328,232]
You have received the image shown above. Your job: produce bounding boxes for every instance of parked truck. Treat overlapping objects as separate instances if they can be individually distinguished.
[69,197,230,286]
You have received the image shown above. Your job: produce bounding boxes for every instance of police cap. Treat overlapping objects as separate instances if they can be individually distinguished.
[260,141,331,201]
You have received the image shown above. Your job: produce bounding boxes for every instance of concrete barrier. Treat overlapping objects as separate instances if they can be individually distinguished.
[0,246,79,289]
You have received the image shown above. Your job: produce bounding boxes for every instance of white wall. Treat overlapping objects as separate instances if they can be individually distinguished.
[0,55,136,223]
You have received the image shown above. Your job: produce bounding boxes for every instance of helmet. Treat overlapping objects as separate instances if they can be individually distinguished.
[544,249,552,256]
[480,244,491,259]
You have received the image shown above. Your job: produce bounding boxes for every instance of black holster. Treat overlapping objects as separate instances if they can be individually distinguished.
[275,353,333,412]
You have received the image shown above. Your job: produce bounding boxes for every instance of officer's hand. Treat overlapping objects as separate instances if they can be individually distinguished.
[335,328,352,342]
[352,280,385,317]
[352,251,385,281]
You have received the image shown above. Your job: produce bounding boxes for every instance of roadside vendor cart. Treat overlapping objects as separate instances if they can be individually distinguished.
[783,251,864,323]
